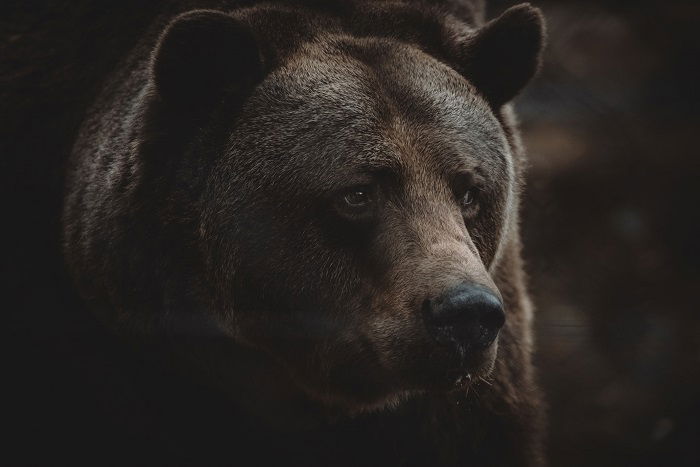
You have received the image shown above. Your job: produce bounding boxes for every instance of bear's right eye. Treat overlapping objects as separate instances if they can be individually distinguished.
[334,185,377,221]
[344,188,371,208]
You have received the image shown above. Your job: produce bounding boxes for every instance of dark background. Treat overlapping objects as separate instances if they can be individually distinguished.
[514,0,700,465]
[3,0,699,465]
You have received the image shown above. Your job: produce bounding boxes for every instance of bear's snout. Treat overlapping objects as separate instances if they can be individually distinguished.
[423,282,505,355]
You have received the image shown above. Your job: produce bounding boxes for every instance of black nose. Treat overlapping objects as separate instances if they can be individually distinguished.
[423,282,505,352]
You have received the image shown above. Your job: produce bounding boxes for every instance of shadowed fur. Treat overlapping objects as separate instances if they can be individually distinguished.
[62,1,547,465]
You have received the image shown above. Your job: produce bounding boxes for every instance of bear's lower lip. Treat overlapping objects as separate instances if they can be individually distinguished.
[443,367,474,388]
[410,345,496,393]
[417,370,473,394]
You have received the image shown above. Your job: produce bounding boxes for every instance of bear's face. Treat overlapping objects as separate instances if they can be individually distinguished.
[150,4,544,411]
[199,40,511,409]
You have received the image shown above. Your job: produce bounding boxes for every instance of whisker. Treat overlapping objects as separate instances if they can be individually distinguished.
[541,323,588,328]
[478,376,493,386]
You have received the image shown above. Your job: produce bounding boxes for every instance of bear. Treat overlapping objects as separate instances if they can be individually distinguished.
[62,0,546,465]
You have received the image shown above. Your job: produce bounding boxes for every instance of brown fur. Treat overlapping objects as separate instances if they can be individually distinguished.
[62,1,546,465]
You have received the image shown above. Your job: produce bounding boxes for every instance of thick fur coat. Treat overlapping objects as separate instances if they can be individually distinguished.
[60,1,546,465]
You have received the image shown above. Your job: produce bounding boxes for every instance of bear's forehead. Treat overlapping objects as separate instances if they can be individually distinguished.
[232,37,509,188]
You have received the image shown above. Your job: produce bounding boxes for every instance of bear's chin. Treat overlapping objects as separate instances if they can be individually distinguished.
[325,389,427,416]
[287,343,499,416]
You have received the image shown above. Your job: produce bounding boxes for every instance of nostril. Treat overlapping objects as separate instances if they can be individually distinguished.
[423,282,505,351]
[475,291,505,329]
[476,301,505,349]
[480,300,505,330]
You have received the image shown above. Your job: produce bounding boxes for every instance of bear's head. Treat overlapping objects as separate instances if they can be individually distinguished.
[146,1,544,412]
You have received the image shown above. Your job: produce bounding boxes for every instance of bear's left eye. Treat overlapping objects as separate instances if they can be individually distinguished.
[458,187,480,219]
[452,172,480,215]
[462,189,475,207]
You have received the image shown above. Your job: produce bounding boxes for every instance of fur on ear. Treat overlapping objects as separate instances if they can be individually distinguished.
[152,10,262,105]
[456,3,545,108]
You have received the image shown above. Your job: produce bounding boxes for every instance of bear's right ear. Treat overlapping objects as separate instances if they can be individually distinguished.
[152,10,262,106]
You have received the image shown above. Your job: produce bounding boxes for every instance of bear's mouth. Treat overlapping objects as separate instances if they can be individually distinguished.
[452,373,472,391]
[416,343,498,394]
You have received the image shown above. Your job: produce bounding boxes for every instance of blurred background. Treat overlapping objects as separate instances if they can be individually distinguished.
[507,0,700,465]
[3,0,699,465]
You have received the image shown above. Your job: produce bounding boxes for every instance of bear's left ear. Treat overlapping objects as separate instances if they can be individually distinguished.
[455,3,546,108]
[152,10,263,106]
